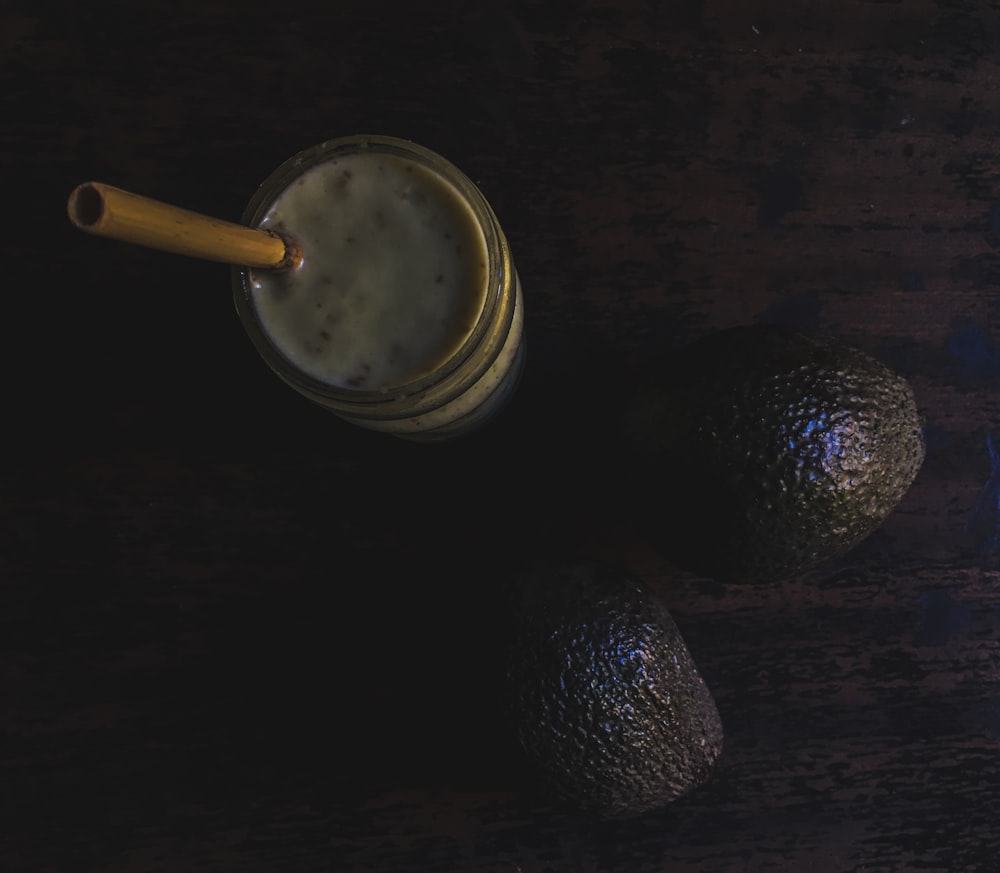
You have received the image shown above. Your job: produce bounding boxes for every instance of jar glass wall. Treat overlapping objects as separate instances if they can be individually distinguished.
[232,135,525,441]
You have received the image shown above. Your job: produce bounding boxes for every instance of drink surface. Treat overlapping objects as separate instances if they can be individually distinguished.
[248,151,489,391]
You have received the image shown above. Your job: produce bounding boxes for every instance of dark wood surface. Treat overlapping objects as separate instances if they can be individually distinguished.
[5,1,1000,870]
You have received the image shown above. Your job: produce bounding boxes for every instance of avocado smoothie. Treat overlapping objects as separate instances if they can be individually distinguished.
[233,136,524,440]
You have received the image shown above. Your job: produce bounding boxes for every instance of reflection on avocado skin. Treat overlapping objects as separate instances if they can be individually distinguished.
[622,325,925,583]
[505,562,724,819]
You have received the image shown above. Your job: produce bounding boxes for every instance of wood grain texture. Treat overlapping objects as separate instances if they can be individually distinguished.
[3,0,1000,870]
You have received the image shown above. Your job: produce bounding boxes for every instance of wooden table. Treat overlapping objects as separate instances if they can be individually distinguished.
[5,1,1000,870]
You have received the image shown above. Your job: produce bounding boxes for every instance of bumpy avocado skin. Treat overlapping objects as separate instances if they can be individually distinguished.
[624,325,926,582]
[506,563,724,819]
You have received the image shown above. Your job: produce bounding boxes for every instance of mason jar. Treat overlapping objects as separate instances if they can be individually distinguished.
[232,135,525,441]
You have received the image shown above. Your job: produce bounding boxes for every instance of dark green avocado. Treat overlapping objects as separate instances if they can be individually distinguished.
[505,562,723,819]
[623,324,925,582]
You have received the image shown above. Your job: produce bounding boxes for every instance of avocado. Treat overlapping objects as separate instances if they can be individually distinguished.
[623,324,925,582]
[505,562,723,819]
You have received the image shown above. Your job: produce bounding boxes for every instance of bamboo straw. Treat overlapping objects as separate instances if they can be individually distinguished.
[67,182,302,270]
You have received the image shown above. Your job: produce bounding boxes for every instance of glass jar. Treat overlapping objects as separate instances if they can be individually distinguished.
[232,135,525,441]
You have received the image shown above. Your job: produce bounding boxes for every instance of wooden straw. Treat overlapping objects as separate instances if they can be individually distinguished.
[67,182,302,270]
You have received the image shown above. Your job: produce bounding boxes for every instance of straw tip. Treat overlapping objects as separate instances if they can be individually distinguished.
[67,182,105,229]
[275,233,305,271]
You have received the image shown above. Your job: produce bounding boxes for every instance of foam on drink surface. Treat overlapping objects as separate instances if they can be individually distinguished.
[248,152,489,391]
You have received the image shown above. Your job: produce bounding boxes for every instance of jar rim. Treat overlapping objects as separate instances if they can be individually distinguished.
[231,135,509,411]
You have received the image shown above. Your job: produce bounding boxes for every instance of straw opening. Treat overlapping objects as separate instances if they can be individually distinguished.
[70,184,104,228]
